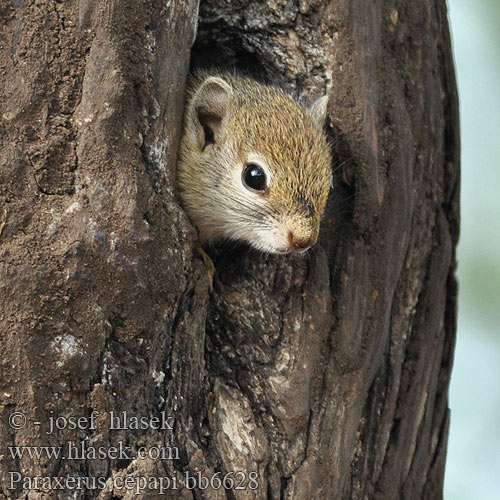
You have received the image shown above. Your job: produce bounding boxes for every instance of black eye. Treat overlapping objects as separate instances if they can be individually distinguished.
[242,163,267,192]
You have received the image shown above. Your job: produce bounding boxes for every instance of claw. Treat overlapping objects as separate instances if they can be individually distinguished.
[196,243,215,291]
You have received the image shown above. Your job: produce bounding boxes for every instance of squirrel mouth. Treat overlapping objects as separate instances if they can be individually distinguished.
[274,247,291,255]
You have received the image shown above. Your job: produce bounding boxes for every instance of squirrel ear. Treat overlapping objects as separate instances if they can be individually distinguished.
[309,95,329,126]
[190,76,232,150]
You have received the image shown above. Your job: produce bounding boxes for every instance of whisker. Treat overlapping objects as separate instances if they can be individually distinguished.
[331,157,354,177]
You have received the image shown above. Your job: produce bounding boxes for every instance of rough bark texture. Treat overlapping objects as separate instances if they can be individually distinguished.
[0,1,459,500]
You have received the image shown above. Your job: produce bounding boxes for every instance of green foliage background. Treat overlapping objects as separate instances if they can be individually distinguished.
[445,1,500,498]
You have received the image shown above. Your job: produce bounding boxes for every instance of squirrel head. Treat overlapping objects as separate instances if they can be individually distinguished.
[177,73,332,254]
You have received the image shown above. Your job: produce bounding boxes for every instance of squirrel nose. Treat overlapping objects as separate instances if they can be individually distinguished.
[288,231,316,252]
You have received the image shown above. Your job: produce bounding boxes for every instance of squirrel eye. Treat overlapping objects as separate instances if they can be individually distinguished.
[242,163,267,193]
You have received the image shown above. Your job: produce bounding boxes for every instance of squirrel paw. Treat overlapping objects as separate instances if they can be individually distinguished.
[195,243,215,291]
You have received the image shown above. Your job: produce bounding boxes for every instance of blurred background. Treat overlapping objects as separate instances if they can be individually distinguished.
[444,1,500,498]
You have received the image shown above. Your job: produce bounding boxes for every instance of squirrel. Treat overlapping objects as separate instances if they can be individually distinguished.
[176,71,332,255]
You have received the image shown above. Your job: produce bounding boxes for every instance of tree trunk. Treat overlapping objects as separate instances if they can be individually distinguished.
[0,1,459,499]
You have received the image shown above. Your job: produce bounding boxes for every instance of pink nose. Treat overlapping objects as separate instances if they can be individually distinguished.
[288,232,315,252]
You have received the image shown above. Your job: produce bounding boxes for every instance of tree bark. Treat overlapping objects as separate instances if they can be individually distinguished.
[0,1,459,500]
